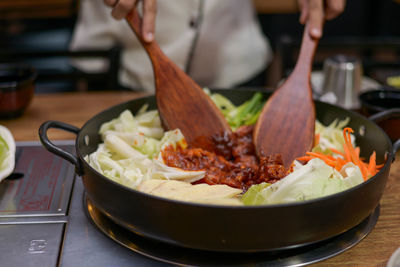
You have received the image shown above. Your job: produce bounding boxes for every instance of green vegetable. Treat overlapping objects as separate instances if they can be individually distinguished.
[242,158,363,205]
[240,182,271,205]
[228,92,264,130]
[0,125,16,182]
[205,89,265,130]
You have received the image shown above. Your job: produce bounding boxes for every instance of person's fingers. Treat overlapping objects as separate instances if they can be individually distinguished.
[142,0,157,42]
[111,0,137,20]
[298,0,309,25]
[307,0,324,38]
[325,0,346,20]
[103,0,118,7]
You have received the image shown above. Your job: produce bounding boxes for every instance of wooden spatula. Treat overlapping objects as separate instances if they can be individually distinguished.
[253,23,318,168]
[125,9,231,150]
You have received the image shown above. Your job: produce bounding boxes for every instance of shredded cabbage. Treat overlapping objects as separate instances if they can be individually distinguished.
[242,158,364,205]
[313,118,354,155]
[86,107,207,189]
[100,109,164,140]
[149,157,205,183]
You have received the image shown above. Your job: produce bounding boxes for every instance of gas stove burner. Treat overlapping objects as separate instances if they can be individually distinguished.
[84,194,379,266]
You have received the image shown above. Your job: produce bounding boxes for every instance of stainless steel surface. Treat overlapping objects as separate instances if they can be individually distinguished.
[60,178,161,267]
[0,141,75,267]
[0,215,68,224]
[0,141,75,220]
[321,54,362,109]
[0,223,64,267]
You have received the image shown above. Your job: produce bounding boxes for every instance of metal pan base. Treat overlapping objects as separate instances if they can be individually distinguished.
[84,194,379,266]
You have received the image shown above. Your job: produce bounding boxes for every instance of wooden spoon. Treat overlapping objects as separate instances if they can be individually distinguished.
[253,23,318,168]
[125,9,231,150]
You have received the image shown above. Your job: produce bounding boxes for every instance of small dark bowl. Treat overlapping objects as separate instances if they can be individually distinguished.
[359,89,400,140]
[0,63,37,119]
[359,89,400,113]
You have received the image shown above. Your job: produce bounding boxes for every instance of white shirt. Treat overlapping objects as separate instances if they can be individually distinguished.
[70,0,272,92]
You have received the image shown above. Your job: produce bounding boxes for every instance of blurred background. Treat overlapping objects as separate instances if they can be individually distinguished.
[1,0,400,93]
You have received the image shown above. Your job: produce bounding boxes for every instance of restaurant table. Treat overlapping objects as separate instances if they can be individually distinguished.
[1,91,399,266]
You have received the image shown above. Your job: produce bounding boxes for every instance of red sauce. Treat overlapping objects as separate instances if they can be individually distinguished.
[162,125,291,191]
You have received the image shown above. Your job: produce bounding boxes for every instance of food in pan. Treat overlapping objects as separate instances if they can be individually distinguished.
[85,92,381,205]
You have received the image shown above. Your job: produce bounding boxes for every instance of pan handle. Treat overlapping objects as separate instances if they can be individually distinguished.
[368,108,400,160]
[38,120,83,175]
[368,108,400,123]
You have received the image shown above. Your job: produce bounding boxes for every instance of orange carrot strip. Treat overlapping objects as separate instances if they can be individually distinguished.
[305,152,337,167]
[296,156,314,162]
[343,128,369,180]
[336,157,347,166]
[359,160,369,181]
[314,133,320,147]
[342,131,352,162]
[306,151,337,161]
[368,151,376,168]
[297,127,382,181]
[354,147,360,158]
[343,128,357,162]
[368,151,376,174]
[330,148,346,158]
[333,155,348,170]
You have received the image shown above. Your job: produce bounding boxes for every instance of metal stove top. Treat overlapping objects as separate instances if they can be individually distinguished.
[0,142,378,267]
[0,141,160,267]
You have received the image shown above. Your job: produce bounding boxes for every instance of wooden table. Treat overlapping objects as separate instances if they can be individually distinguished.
[1,91,400,266]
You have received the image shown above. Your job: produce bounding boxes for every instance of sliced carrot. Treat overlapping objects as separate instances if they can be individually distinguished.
[297,156,314,162]
[330,148,345,158]
[297,127,383,181]
[354,147,360,158]
[314,133,320,147]
[306,152,337,167]
[306,152,336,160]
[368,151,376,174]
[343,128,357,162]
[343,128,369,180]
[342,130,352,162]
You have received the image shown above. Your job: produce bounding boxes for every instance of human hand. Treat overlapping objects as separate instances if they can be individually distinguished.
[103,0,157,42]
[298,0,346,39]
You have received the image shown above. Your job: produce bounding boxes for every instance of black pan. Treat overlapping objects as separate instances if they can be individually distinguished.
[39,88,400,252]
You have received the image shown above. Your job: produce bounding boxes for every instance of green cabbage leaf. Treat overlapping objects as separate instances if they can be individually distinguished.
[242,158,363,205]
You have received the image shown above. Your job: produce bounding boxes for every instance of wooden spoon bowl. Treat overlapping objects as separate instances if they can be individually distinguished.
[125,9,231,150]
[253,23,318,167]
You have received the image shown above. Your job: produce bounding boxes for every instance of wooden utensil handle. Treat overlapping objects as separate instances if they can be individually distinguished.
[125,8,165,64]
[292,23,320,79]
